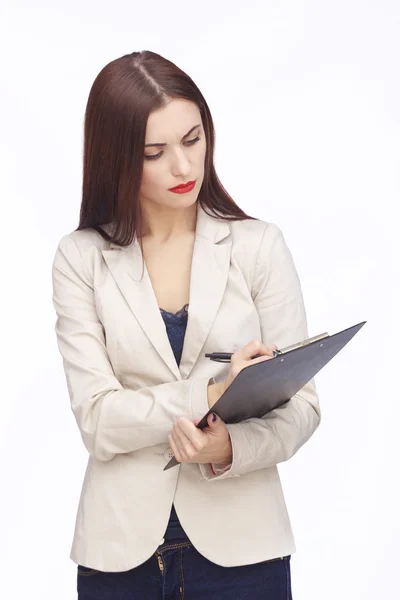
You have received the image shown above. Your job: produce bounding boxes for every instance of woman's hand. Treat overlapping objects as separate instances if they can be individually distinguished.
[169,339,278,466]
[168,413,232,466]
[207,339,277,408]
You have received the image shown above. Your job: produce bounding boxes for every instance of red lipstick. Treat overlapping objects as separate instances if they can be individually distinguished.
[168,180,196,194]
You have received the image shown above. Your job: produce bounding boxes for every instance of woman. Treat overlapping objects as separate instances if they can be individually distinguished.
[52,50,321,599]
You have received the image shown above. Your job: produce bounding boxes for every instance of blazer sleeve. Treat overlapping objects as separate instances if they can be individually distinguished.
[200,222,321,480]
[52,234,210,462]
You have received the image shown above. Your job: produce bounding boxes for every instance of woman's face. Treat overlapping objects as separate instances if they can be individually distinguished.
[140,98,207,211]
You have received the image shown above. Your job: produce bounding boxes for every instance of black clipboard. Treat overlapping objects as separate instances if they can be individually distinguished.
[164,320,366,471]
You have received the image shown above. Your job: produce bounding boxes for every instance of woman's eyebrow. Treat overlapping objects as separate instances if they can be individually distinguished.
[145,124,201,148]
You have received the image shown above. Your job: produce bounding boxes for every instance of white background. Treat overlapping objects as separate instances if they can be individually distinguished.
[1,1,398,598]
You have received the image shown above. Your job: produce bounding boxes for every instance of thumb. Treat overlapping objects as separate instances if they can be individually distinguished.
[207,412,220,429]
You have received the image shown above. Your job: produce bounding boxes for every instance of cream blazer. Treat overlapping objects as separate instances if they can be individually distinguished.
[51,203,321,572]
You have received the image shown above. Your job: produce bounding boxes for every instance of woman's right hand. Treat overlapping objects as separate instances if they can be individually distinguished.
[207,339,278,409]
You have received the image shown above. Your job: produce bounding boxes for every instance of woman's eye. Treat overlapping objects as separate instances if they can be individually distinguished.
[144,152,163,161]
[144,136,200,161]
[184,136,200,146]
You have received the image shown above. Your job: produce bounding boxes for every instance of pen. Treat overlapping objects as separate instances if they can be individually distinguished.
[205,350,281,363]
[205,332,329,363]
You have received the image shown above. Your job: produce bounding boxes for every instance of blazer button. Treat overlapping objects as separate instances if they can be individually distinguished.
[164,448,175,461]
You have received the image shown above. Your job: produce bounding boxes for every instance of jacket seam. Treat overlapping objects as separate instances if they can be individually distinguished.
[69,235,93,286]
[251,222,269,300]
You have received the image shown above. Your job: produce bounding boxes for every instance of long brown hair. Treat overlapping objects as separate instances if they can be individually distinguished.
[77,50,256,246]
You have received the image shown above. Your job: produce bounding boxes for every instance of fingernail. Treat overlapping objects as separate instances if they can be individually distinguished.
[212,413,217,422]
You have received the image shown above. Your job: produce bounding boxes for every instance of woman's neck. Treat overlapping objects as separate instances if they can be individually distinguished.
[139,201,198,243]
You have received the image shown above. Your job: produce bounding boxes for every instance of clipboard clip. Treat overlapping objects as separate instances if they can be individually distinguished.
[273,331,330,356]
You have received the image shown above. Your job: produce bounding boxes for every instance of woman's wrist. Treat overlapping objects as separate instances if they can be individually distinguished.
[221,435,233,465]
[211,431,233,466]
[207,381,225,409]
[210,439,233,473]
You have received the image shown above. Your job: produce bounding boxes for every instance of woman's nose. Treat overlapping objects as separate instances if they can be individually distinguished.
[170,148,191,178]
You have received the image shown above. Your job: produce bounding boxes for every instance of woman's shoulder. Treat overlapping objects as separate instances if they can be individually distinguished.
[55,224,114,256]
[223,217,288,291]
[52,226,115,280]
[228,216,284,253]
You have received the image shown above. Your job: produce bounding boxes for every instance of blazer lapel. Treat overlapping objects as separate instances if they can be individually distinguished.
[102,240,182,380]
[101,204,231,381]
[179,205,231,379]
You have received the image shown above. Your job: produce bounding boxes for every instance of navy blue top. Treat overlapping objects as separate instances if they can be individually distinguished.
[160,303,190,541]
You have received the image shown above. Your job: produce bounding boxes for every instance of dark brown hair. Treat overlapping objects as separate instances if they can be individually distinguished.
[77,50,256,246]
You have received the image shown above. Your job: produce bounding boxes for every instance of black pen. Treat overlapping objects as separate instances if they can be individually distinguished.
[205,333,330,363]
[205,350,280,363]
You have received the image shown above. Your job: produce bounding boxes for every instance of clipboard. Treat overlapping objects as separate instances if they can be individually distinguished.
[164,320,366,471]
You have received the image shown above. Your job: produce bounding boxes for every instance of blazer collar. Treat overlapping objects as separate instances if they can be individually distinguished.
[101,204,231,380]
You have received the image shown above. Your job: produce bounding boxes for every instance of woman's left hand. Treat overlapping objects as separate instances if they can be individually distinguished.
[168,413,232,466]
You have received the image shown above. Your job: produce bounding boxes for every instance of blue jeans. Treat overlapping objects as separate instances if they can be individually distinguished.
[77,538,292,599]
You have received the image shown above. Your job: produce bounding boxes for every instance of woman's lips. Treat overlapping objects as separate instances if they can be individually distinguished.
[168,180,196,194]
